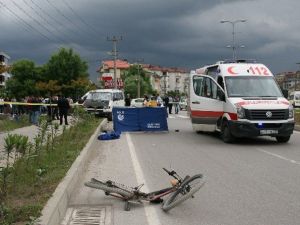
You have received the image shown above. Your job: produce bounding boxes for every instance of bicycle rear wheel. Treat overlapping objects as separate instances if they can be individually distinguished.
[84,180,133,198]
[162,174,205,212]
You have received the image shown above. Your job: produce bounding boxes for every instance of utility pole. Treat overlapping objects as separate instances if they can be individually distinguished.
[136,59,144,98]
[107,36,122,89]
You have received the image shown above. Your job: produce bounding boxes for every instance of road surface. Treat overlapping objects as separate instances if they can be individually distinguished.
[67,110,300,225]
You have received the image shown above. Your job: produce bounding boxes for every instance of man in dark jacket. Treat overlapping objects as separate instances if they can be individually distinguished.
[57,95,70,125]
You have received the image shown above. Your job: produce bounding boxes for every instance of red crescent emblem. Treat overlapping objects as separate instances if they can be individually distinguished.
[227,66,238,75]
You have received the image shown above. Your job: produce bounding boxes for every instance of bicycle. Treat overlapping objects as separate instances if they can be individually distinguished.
[84,168,205,211]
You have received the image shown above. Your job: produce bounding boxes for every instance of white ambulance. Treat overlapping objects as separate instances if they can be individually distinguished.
[189,60,295,143]
[289,91,300,108]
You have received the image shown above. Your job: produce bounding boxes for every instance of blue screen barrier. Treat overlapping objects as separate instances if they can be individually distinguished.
[113,107,168,132]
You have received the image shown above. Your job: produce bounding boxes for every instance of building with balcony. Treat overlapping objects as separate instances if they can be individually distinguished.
[0,52,11,87]
[275,71,300,92]
[97,59,189,94]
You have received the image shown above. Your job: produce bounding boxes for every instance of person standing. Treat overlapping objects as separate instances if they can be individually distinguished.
[28,96,41,125]
[57,95,70,125]
[52,96,59,120]
[174,95,180,114]
[0,96,4,114]
[143,95,149,107]
[168,96,173,114]
[125,94,131,106]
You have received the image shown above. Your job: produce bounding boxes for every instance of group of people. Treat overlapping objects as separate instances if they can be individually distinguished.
[124,93,181,114]
[0,95,72,126]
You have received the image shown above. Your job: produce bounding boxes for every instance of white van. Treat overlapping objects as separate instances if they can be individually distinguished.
[189,60,295,143]
[289,91,300,108]
[83,89,124,120]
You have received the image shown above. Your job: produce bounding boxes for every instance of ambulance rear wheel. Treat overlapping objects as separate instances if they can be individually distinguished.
[221,123,235,143]
[276,136,290,143]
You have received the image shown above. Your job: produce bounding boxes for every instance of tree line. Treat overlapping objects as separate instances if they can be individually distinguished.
[3,48,96,100]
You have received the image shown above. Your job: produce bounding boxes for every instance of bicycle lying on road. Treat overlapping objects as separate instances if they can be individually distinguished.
[84,168,205,211]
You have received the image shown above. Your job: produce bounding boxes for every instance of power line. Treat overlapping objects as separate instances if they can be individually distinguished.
[61,0,101,37]
[29,0,65,29]
[0,1,52,41]
[0,3,31,33]
[44,0,89,37]
[29,0,85,44]
[10,0,59,42]
[21,0,70,44]
[44,0,102,43]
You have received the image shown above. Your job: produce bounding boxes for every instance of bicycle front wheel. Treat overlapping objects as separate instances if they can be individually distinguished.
[162,174,205,212]
[84,180,133,198]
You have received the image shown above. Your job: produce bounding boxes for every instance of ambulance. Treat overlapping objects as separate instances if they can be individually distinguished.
[189,59,295,143]
[289,91,300,108]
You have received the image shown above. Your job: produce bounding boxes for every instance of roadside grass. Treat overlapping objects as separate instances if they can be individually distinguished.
[0,110,101,224]
[0,114,31,132]
[295,109,300,125]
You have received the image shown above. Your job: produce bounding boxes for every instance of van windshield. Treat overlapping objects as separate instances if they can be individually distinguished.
[225,76,283,98]
[295,93,300,100]
[87,92,111,100]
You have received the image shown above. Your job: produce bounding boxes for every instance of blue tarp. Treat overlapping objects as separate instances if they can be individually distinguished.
[113,107,168,132]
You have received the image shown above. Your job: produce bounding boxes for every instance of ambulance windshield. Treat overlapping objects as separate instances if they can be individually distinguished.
[225,76,283,98]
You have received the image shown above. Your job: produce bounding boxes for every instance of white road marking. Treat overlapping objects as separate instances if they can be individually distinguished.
[256,148,300,165]
[177,115,189,119]
[126,133,162,225]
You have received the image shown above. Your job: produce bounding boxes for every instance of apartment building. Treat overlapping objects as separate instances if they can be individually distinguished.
[0,52,11,87]
[98,60,189,94]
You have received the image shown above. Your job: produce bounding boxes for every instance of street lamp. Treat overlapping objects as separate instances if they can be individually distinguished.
[220,19,246,60]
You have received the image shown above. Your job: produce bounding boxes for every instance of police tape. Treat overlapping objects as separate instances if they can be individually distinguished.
[0,101,83,106]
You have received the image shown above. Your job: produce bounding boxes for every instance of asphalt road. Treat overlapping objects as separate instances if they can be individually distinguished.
[69,111,300,225]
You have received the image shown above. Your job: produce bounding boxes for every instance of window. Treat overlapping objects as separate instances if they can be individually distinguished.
[193,76,222,100]
[193,76,204,96]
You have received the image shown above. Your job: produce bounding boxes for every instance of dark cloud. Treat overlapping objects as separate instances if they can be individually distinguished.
[1,0,300,81]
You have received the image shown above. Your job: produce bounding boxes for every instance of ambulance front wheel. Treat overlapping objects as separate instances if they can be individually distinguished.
[221,122,235,143]
[276,135,290,143]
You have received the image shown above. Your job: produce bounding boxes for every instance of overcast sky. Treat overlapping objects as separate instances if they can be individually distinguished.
[1,0,300,81]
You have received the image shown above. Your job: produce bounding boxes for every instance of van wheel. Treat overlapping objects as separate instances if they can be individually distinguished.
[221,122,235,143]
[276,136,290,143]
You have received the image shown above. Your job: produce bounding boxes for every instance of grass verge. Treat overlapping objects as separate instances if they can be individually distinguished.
[0,115,31,133]
[0,112,101,224]
[295,109,300,125]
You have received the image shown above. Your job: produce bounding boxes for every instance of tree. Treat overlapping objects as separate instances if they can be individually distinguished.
[45,48,88,87]
[5,60,42,98]
[36,80,61,97]
[123,65,153,98]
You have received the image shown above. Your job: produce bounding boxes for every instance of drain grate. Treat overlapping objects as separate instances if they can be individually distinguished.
[62,206,112,225]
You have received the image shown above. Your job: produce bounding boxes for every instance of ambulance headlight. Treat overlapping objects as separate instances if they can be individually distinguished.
[237,107,245,119]
[289,105,294,118]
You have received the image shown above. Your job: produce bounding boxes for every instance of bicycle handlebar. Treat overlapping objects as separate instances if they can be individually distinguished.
[163,168,181,181]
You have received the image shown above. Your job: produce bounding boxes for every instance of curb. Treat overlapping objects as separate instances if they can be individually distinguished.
[295,125,300,131]
[37,119,107,225]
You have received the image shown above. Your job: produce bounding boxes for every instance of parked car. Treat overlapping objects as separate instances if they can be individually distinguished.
[131,98,144,107]
[179,99,187,110]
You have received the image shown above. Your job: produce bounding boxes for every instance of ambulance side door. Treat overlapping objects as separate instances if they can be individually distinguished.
[190,74,225,131]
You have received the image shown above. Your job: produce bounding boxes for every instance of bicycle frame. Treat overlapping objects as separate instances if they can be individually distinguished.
[85,168,200,211]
